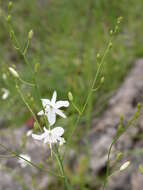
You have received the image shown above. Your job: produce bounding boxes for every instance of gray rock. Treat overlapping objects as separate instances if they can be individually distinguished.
[89,59,143,189]
[0,127,53,190]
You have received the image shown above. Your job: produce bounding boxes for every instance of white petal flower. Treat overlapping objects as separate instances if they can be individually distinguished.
[38,91,69,126]
[1,88,9,100]
[32,126,65,152]
[18,154,31,168]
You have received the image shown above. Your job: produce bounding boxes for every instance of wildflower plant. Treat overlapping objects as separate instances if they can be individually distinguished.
[0,1,142,190]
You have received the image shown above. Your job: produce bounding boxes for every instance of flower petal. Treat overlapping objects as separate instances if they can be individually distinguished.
[55,101,69,108]
[47,108,56,126]
[43,137,49,144]
[37,110,44,116]
[32,132,46,140]
[41,99,51,107]
[59,137,66,146]
[51,127,64,137]
[51,91,57,105]
[55,109,66,118]
[43,127,49,133]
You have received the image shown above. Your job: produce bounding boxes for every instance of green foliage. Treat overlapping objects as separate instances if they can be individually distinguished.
[0,0,143,189]
[0,0,143,129]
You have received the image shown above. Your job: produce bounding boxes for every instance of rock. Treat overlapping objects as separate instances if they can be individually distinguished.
[131,171,143,190]
[0,127,53,190]
[89,59,143,189]
[0,170,23,190]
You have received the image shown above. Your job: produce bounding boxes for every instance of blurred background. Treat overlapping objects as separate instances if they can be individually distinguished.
[0,0,143,189]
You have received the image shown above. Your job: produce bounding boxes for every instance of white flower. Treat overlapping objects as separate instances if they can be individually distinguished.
[18,154,31,168]
[38,91,69,126]
[1,88,9,100]
[26,130,33,137]
[32,127,65,150]
[9,67,19,78]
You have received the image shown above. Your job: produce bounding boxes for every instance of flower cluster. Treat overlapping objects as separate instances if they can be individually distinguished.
[32,91,69,153]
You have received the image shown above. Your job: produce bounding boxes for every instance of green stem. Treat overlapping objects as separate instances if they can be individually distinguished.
[0,143,63,178]
[72,102,81,115]
[66,39,112,150]
[10,25,49,129]
[23,39,30,56]
[8,23,50,130]
[53,149,71,190]
[33,74,50,129]
[16,84,42,132]
[102,105,141,189]
[81,41,112,115]
[19,77,35,87]
[103,138,117,190]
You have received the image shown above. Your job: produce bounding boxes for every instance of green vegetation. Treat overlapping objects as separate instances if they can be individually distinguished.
[0,0,143,189]
[0,0,143,125]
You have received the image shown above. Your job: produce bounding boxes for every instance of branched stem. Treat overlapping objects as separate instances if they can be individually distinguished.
[0,143,63,178]
[16,84,42,132]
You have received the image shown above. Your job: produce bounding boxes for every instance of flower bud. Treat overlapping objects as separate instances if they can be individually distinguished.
[114,26,119,33]
[116,152,123,162]
[109,42,112,48]
[6,15,11,23]
[110,30,113,35]
[34,62,40,73]
[68,91,73,101]
[96,53,100,59]
[138,165,143,175]
[1,88,9,100]
[100,76,104,84]
[137,103,141,110]
[120,161,130,171]
[8,1,13,10]
[9,67,19,78]
[28,30,34,40]
[117,16,123,24]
